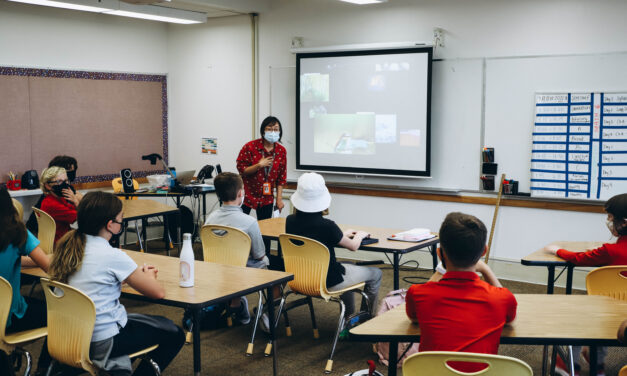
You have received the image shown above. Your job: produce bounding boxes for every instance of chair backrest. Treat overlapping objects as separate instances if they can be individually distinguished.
[32,207,56,254]
[0,276,14,353]
[112,178,139,199]
[279,233,332,300]
[12,198,23,221]
[200,225,251,267]
[402,351,533,376]
[586,265,627,301]
[40,278,99,375]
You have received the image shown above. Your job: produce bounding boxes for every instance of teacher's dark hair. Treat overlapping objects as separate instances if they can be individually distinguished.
[0,187,27,251]
[260,116,283,142]
[48,155,78,171]
[605,193,627,236]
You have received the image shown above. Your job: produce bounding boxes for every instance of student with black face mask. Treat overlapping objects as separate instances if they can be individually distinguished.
[40,166,81,244]
[26,155,82,236]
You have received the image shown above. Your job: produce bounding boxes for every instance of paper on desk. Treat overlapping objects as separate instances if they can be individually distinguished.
[387,228,435,242]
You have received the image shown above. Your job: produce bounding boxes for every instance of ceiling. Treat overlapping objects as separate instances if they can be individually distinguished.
[155,0,270,17]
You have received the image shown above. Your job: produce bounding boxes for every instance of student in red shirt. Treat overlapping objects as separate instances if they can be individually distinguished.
[405,212,517,371]
[544,193,627,376]
[39,166,81,244]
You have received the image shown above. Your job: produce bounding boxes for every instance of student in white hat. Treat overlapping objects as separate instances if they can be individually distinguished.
[286,172,382,316]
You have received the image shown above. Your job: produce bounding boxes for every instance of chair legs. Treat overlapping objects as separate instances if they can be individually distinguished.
[325,298,346,374]
[7,348,32,376]
[139,356,161,376]
[246,291,265,356]
[306,296,319,339]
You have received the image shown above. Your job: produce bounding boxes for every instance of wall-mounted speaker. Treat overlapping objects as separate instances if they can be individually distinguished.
[120,169,135,193]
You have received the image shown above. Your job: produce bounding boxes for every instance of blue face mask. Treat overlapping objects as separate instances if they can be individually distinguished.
[264,131,280,143]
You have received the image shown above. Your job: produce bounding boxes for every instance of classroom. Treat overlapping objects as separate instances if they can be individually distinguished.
[2,0,627,375]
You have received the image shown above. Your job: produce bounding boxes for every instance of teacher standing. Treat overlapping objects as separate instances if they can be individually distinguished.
[237,116,287,221]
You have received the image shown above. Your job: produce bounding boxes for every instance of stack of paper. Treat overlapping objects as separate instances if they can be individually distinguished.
[388,228,435,242]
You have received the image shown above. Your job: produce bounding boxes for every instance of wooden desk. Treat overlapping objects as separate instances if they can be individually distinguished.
[22,250,294,376]
[116,185,214,220]
[350,294,627,376]
[521,241,603,294]
[258,217,440,290]
[121,199,180,253]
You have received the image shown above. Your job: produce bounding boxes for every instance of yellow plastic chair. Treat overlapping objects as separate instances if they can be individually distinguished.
[402,351,533,375]
[619,364,627,376]
[586,265,627,300]
[31,208,55,255]
[12,198,23,221]
[0,276,47,376]
[199,225,267,350]
[275,233,370,373]
[40,278,161,376]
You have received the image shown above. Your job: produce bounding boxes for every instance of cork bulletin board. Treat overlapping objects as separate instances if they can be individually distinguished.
[0,67,168,184]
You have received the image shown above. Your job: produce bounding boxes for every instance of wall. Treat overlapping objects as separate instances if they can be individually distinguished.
[253,0,627,288]
[0,2,168,73]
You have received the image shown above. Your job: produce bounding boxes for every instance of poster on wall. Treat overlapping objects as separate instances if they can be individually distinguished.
[202,138,217,155]
[530,92,627,200]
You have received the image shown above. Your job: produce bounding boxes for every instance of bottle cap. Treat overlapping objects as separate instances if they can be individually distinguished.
[183,233,192,241]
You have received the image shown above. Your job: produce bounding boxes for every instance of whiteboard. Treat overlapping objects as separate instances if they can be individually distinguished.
[269,58,483,191]
[484,53,627,197]
[270,52,627,195]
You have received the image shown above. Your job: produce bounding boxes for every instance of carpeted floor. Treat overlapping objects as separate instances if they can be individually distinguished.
[17,240,627,375]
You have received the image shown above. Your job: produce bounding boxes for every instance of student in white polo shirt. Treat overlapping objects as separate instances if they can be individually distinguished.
[49,191,184,375]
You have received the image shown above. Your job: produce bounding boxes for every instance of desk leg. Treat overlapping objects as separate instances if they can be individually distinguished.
[388,341,398,376]
[430,245,437,272]
[176,196,181,208]
[547,266,555,294]
[192,308,202,376]
[266,286,278,376]
[566,265,574,295]
[589,346,597,376]
[541,345,549,376]
[202,193,207,221]
[393,253,400,291]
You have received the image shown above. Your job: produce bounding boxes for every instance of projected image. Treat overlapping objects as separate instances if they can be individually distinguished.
[368,74,386,91]
[300,73,329,102]
[309,105,328,119]
[313,114,375,155]
[375,114,397,143]
[400,129,421,147]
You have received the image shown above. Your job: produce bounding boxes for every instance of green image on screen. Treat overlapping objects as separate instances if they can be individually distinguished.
[313,114,376,155]
[300,73,329,102]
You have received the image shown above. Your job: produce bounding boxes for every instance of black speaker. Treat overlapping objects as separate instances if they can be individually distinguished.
[21,170,39,190]
[120,169,135,193]
[215,164,222,174]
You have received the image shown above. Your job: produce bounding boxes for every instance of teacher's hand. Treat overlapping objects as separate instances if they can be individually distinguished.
[275,197,284,212]
[258,156,274,168]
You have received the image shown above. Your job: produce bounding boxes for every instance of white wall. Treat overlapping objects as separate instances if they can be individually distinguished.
[166,15,253,174]
[0,2,168,73]
[253,0,627,289]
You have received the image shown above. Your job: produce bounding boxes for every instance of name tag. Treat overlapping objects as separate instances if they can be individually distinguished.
[262,182,272,195]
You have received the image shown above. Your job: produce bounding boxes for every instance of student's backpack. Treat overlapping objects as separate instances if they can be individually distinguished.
[373,289,420,368]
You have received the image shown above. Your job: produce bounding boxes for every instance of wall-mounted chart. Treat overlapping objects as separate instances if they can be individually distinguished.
[531,92,627,200]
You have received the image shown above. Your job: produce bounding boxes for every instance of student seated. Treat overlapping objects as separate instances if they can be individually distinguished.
[27,155,82,236]
[40,166,81,244]
[204,172,270,325]
[49,191,184,375]
[405,212,517,372]
[286,172,382,317]
[545,193,627,376]
[0,187,51,374]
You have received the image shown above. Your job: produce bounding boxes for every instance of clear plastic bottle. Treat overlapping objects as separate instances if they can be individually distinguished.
[179,233,194,287]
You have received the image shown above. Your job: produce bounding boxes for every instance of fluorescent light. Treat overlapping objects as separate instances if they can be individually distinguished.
[8,0,111,12]
[104,3,206,24]
[7,0,207,24]
[339,0,387,4]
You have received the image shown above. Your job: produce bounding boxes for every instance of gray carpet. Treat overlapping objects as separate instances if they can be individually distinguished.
[16,240,627,375]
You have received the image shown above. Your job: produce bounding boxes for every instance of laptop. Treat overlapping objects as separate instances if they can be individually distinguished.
[175,170,196,185]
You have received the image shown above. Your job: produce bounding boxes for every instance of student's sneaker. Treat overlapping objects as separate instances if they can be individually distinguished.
[554,355,580,376]
[236,296,251,325]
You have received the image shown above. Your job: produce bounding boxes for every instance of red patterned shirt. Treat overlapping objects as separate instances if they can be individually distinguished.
[236,138,287,209]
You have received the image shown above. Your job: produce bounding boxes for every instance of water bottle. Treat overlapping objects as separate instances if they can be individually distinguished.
[179,233,194,287]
